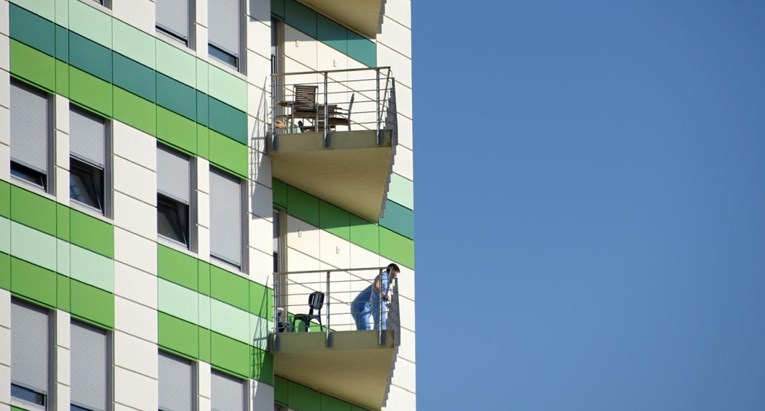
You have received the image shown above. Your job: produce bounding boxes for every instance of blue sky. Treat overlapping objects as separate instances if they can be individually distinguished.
[413,1,765,410]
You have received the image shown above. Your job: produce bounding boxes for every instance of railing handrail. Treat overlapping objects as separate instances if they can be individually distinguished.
[273,266,388,276]
[271,66,391,77]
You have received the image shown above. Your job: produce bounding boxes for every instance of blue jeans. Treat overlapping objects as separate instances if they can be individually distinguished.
[371,295,388,330]
[351,286,372,330]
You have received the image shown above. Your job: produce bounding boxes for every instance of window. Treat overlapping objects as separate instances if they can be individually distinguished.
[10,80,50,192]
[11,300,50,410]
[156,0,191,46]
[212,370,245,411]
[210,167,243,269]
[71,321,109,411]
[158,351,194,411]
[208,0,241,70]
[157,145,192,247]
[70,106,107,214]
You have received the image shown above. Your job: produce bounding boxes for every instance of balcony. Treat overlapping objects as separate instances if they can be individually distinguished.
[297,0,385,38]
[269,67,397,223]
[269,267,400,410]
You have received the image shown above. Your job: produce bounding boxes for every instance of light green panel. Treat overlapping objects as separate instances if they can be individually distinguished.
[56,240,70,276]
[208,130,248,178]
[10,221,57,272]
[196,59,209,93]
[11,0,55,21]
[156,41,196,89]
[55,0,68,26]
[0,218,9,254]
[211,299,250,344]
[158,278,199,325]
[113,20,156,68]
[68,0,112,49]
[70,244,114,292]
[208,65,247,111]
[388,173,414,210]
[248,313,272,350]
[199,294,211,329]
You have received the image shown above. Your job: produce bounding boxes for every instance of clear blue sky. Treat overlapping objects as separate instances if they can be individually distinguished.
[413,1,765,410]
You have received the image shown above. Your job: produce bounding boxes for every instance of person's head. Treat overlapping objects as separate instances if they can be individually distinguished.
[387,263,400,277]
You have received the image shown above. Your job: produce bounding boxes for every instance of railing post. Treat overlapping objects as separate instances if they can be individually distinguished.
[273,272,278,335]
[323,72,330,148]
[325,270,331,347]
[375,68,382,145]
[271,74,278,151]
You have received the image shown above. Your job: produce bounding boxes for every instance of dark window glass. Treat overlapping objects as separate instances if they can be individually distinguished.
[11,384,46,406]
[70,157,104,212]
[11,161,47,190]
[209,44,238,69]
[158,194,189,246]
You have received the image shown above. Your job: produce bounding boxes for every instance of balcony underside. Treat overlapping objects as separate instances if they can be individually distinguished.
[270,129,394,222]
[298,0,383,38]
[271,330,396,411]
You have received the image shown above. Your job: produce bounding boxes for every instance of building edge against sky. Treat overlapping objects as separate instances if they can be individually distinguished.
[0,0,415,409]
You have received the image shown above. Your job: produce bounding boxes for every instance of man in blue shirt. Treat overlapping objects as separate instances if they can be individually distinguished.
[351,264,400,330]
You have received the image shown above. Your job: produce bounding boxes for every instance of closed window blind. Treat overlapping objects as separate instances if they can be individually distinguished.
[11,300,49,395]
[212,371,245,411]
[208,0,240,57]
[157,145,191,204]
[210,168,242,267]
[159,351,193,411]
[156,0,189,41]
[70,107,106,168]
[71,321,108,411]
[10,82,49,174]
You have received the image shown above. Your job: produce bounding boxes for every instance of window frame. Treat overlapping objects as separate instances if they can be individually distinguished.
[9,79,53,195]
[155,0,195,49]
[68,104,111,218]
[207,0,245,73]
[10,299,51,411]
[158,350,196,411]
[156,144,194,250]
[209,166,246,272]
[70,319,111,411]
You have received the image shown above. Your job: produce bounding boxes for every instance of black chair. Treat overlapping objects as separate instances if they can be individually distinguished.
[292,291,325,332]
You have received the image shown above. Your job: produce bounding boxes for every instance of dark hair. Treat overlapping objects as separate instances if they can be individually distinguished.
[387,263,400,272]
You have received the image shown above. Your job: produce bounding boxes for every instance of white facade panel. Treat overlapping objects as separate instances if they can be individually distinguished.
[114,261,157,309]
[114,227,157,275]
[318,230,350,270]
[112,0,155,34]
[377,43,412,88]
[378,16,412,58]
[112,121,157,171]
[113,191,156,240]
[383,384,416,411]
[392,145,413,180]
[286,216,320,260]
[115,296,158,343]
[114,366,158,411]
[113,155,157,206]
[114,331,158,379]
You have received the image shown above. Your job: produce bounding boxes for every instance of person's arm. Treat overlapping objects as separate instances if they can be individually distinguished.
[373,272,390,300]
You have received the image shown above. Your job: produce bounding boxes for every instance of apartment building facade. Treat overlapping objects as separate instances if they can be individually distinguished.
[0,0,414,410]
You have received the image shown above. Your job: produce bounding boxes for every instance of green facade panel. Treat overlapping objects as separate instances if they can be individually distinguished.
[112,19,156,68]
[159,312,199,360]
[56,204,70,241]
[209,98,248,145]
[10,257,58,309]
[208,130,248,179]
[69,208,114,258]
[69,66,113,117]
[157,72,197,121]
[320,201,350,241]
[287,186,321,227]
[10,185,56,237]
[57,273,70,311]
[379,227,414,269]
[379,200,414,240]
[113,86,157,136]
[273,180,287,208]
[210,265,249,312]
[70,279,114,328]
[349,215,379,254]
[211,331,251,378]
[69,31,112,82]
[250,281,273,321]
[11,40,56,93]
[113,53,156,102]
[158,245,199,292]
[157,106,198,155]
[289,382,321,411]
[0,253,11,290]
[67,0,112,49]
[12,0,54,21]
[388,173,414,210]
[0,181,10,217]
[10,3,55,56]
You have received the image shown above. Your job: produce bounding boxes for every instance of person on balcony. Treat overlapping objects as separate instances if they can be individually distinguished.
[372,263,400,330]
[351,263,400,330]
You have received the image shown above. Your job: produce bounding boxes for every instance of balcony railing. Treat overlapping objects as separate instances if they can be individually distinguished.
[269,67,397,150]
[272,267,400,346]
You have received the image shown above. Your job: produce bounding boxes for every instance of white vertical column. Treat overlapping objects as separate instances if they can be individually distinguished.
[196,157,211,261]
[54,310,71,411]
[54,95,70,203]
[197,361,211,411]
[195,0,209,59]
[111,122,159,411]
[0,0,10,183]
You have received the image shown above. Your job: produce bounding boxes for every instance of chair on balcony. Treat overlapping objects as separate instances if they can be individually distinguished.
[291,84,318,130]
[292,291,325,332]
[329,93,355,130]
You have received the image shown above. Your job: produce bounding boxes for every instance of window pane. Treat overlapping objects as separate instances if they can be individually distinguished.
[71,321,108,411]
[158,351,193,411]
[158,194,190,246]
[10,81,49,180]
[210,168,242,267]
[70,158,104,212]
[11,300,49,400]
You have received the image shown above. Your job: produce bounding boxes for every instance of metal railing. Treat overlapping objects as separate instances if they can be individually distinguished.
[270,67,397,149]
[273,267,400,346]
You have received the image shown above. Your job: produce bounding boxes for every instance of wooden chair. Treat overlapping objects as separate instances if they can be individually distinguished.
[291,84,318,128]
[329,93,354,130]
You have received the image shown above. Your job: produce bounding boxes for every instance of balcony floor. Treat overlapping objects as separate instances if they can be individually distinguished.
[271,330,397,410]
[270,129,394,222]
